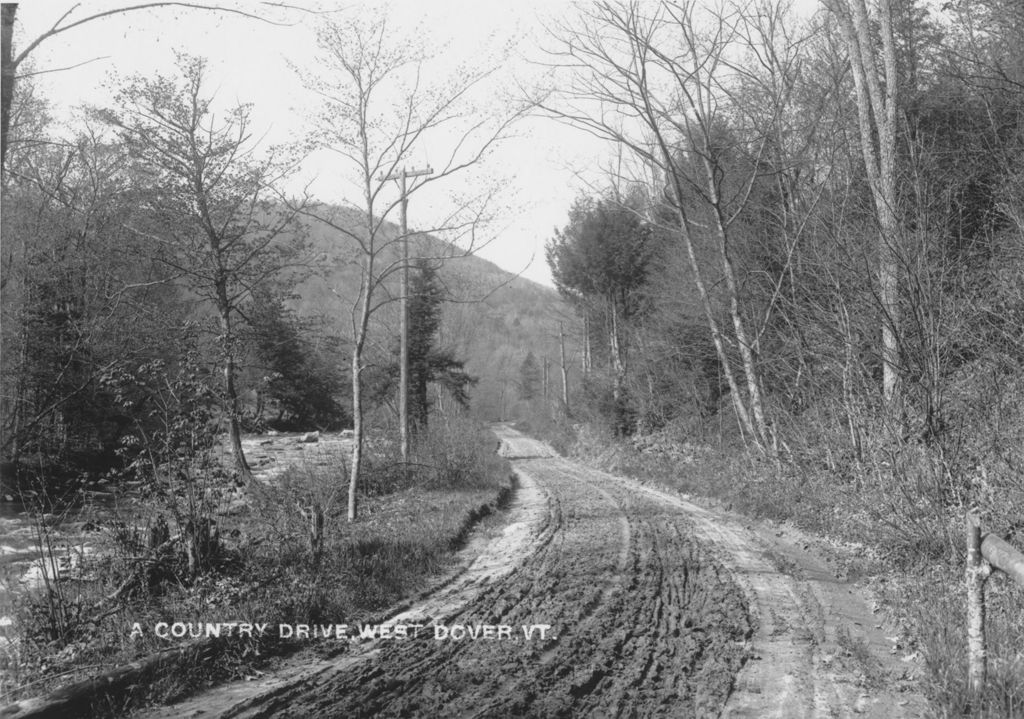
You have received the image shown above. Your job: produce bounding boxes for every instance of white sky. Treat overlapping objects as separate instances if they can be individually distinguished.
[11,0,630,287]
[11,0,821,287]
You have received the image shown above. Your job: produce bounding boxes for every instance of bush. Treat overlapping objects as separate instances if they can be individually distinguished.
[245,418,511,621]
[415,417,507,490]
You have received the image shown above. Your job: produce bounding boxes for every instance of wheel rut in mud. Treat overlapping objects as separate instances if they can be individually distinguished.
[148,428,748,718]
[142,427,927,718]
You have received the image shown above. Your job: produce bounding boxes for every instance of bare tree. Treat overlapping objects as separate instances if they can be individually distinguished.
[0,2,287,174]
[297,14,525,520]
[824,0,902,404]
[540,0,815,452]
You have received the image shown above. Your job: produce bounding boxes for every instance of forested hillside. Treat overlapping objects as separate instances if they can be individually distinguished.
[286,205,573,423]
[0,185,567,487]
[529,1,1024,714]
[0,20,563,494]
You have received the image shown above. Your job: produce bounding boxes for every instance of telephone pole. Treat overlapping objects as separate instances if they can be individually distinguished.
[381,165,432,462]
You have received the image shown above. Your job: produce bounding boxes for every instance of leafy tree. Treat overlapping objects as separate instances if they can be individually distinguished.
[1,128,185,480]
[101,335,226,576]
[98,53,308,479]
[298,13,523,520]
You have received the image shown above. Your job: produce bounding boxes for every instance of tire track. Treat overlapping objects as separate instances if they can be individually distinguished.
[573,453,927,718]
[139,428,761,718]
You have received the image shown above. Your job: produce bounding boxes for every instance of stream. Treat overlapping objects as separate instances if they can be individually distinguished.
[0,431,353,648]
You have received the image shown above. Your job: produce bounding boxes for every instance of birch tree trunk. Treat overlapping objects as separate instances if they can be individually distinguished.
[828,0,901,404]
[704,176,773,449]
[348,339,364,522]
[582,313,593,374]
[661,162,759,445]
[608,294,625,404]
[676,226,757,444]
[348,207,375,521]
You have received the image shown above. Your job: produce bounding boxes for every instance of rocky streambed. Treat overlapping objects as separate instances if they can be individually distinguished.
[0,432,354,644]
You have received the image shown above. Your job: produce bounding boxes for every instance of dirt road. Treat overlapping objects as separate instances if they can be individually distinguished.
[142,427,926,718]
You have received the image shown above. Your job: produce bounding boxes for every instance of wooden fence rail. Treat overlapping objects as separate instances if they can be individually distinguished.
[965,510,1024,694]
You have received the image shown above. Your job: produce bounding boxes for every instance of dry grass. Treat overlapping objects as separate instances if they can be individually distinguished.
[0,417,510,712]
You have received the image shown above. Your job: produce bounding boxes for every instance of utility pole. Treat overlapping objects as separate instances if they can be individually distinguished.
[381,165,432,462]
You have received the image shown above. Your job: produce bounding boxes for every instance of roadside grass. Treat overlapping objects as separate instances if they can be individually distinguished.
[548,420,1024,718]
[834,624,886,690]
[0,417,511,713]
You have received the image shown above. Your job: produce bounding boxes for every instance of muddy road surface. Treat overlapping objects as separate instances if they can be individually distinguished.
[142,427,925,718]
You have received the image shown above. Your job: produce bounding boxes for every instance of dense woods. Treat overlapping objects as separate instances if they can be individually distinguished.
[0,10,519,505]
[544,0,1024,527]
[535,1,1024,712]
[0,57,328,492]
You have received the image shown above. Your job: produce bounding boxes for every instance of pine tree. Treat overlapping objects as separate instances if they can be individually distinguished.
[408,260,445,430]
[546,194,652,431]
[248,288,348,430]
[518,351,542,401]
[377,259,477,432]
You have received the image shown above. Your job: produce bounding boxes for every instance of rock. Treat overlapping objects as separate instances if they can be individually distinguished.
[300,431,320,443]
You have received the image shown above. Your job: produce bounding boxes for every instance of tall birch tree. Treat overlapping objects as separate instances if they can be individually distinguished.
[541,0,812,451]
[825,0,902,404]
[298,15,524,520]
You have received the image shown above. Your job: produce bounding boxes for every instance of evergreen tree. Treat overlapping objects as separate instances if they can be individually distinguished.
[248,288,348,431]
[371,260,476,431]
[408,259,445,430]
[546,194,652,431]
[518,351,542,401]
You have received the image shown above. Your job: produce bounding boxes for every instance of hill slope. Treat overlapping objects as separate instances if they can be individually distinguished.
[291,204,574,421]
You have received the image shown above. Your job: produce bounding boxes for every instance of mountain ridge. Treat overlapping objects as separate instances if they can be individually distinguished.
[289,204,574,421]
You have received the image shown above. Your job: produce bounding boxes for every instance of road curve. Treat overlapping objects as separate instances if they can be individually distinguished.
[141,427,925,718]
